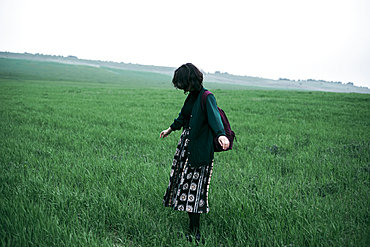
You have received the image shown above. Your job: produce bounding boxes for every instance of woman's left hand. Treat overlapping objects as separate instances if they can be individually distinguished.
[218,136,230,150]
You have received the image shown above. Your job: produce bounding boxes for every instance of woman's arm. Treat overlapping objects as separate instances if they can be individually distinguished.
[160,127,173,138]
[160,108,184,138]
[206,94,230,150]
[205,94,225,138]
[170,110,184,131]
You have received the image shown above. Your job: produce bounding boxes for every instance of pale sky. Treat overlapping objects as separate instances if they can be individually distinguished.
[1,0,370,87]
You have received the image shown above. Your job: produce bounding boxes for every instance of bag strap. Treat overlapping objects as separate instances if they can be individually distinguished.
[201,90,212,112]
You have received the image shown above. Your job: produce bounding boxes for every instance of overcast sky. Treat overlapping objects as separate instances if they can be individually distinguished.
[1,0,370,87]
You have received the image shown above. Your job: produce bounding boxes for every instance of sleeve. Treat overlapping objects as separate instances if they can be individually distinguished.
[170,110,184,131]
[205,94,226,138]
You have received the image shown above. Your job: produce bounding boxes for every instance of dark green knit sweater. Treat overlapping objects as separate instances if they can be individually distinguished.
[170,87,225,167]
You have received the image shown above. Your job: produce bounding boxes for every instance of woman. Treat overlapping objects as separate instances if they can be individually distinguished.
[160,63,230,242]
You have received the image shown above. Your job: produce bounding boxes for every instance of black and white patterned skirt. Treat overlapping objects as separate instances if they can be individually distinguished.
[163,128,213,213]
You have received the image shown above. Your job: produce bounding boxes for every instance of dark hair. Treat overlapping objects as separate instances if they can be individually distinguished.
[172,63,203,91]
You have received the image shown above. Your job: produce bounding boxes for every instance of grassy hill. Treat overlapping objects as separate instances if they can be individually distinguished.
[0,57,172,89]
[1,51,369,93]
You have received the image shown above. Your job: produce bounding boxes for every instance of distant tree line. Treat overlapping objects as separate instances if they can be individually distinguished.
[279,77,356,85]
[19,52,79,59]
[214,71,229,75]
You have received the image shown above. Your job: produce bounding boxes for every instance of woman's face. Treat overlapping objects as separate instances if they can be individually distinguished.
[175,82,191,92]
[183,84,192,93]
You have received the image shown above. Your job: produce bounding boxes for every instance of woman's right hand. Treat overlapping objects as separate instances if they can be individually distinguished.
[160,127,172,138]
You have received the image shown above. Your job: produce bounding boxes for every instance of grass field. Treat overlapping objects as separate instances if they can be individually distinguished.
[1,58,370,246]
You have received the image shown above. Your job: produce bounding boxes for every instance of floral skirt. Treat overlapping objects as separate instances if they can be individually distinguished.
[163,128,213,213]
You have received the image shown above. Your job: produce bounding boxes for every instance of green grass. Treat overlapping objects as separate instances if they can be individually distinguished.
[0,58,173,88]
[1,59,370,246]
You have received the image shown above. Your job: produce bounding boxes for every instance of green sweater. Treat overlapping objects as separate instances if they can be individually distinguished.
[170,87,225,167]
